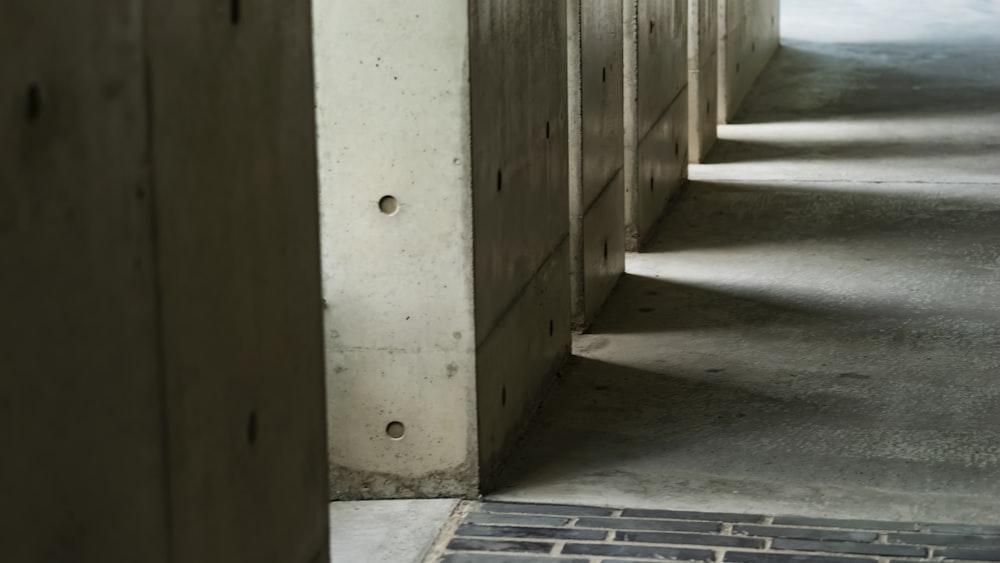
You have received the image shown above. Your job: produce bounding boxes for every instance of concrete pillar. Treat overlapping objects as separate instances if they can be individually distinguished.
[624,0,689,251]
[317,1,570,499]
[1,1,329,562]
[568,1,626,329]
[689,0,720,162]
[718,0,781,123]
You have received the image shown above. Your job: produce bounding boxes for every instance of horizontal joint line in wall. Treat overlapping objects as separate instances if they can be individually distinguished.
[635,84,689,147]
[475,234,569,349]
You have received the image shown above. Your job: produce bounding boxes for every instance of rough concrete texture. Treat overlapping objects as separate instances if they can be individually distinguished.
[330,499,458,563]
[489,2,1000,525]
[316,1,479,499]
[624,0,689,251]
[317,1,571,497]
[688,0,719,163]
[2,0,329,562]
[718,0,780,123]
[568,0,626,329]
[470,1,571,487]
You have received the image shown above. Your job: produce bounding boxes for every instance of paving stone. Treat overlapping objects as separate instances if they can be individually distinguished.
[725,552,878,563]
[936,546,1000,561]
[447,538,554,554]
[888,532,1000,548]
[477,502,614,517]
[561,542,715,561]
[466,512,572,528]
[616,530,765,549]
[575,517,722,533]
[442,555,588,563]
[456,524,606,541]
[733,524,880,543]
[772,516,920,532]
[925,524,1000,536]
[620,508,766,523]
[772,538,927,558]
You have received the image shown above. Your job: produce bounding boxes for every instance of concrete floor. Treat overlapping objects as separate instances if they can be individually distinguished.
[488,2,1000,524]
[330,499,458,563]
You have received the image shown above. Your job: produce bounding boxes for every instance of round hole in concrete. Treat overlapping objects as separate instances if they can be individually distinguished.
[26,84,41,122]
[378,195,399,215]
[247,410,258,445]
[386,421,405,440]
[497,169,503,192]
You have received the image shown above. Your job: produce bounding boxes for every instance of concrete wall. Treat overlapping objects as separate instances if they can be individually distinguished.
[318,0,569,498]
[718,0,781,122]
[624,0,689,251]
[0,1,329,562]
[568,1,625,328]
[688,0,719,162]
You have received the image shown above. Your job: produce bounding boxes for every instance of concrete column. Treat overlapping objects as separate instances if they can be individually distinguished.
[688,0,720,162]
[624,0,689,251]
[568,1,626,329]
[1,1,329,562]
[718,0,781,123]
[317,1,570,498]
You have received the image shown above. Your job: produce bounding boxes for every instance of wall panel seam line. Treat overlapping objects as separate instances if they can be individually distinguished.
[475,234,570,348]
[582,167,625,217]
[636,84,689,146]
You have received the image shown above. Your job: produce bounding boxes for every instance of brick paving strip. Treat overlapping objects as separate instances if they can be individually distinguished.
[430,501,1000,563]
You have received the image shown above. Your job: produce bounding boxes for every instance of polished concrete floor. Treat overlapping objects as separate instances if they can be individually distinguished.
[488,3,1000,524]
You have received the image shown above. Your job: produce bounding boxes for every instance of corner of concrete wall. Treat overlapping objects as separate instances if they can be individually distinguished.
[315,1,480,500]
[718,0,781,123]
[688,0,719,162]
[570,0,626,329]
[624,0,690,252]
[469,1,572,487]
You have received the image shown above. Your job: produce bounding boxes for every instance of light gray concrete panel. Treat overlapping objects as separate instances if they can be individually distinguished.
[0,2,168,561]
[689,0,719,162]
[569,0,626,328]
[147,0,329,561]
[315,1,479,499]
[329,499,459,563]
[718,0,781,122]
[469,0,571,486]
[624,0,689,251]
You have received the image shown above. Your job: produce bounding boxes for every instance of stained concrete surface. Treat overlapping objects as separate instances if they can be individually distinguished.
[488,2,1000,524]
[330,499,458,563]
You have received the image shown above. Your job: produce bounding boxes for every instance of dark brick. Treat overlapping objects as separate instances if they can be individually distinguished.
[562,542,714,561]
[734,525,879,543]
[477,502,615,517]
[772,538,926,558]
[466,512,572,528]
[456,524,606,541]
[447,538,553,554]
[575,517,722,533]
[442,555,588,563]
[616,530,765,549]
[621,508,766,523]
[772,516,919,532]
[889,532,1000,547]
[937,546,1000,561]
[926,523,1000,536]
[726,552,877,563]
